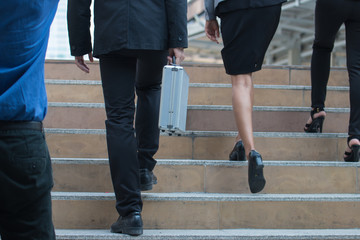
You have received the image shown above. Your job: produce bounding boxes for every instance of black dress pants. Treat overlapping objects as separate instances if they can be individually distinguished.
[311,0,360,135]
[99,49,167,217]
[0,122,55,240]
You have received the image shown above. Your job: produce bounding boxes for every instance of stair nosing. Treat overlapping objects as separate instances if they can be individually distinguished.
[54,229,360,240]
[47,102,351,113]
[45,79,350,91]
[51,192,360,202]
[48,102,105,108]
[51,158,360,168]
[44,60,348,70]
[45,79,102,85]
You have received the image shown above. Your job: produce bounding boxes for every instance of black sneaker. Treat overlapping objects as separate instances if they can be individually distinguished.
[140,168,157,191]
[110,212,143,236]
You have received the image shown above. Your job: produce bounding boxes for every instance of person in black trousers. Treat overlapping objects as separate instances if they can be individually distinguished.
[304,0,360,162]
[67,0,187,236]
[204,0,286,193]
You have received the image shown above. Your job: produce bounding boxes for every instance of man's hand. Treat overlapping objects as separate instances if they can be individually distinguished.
[75,52,94,73]
[205,20,220,44]
[168,47,185,65]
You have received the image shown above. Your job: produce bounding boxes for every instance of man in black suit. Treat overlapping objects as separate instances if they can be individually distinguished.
[67,0,188,236]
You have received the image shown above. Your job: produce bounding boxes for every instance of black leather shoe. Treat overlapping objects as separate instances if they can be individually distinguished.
[248,150,266,193]
[229,140,246,161]
[140,168,157,191]
[110,212,143,236]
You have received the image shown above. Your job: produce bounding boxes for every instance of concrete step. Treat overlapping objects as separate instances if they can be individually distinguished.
[44,103,350,133]
[45,129,349,161]
[55,229,360,240]
[46,80,104,103]
[52,192,360,229]
[189,84,349,108]
[186,64,348,86]
[45,60,349,86]
[46,80,350,108]
[187,106,348,133]
[52,158,359,194]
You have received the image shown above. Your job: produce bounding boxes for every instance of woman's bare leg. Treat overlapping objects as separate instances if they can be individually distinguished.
[231,73,255,158]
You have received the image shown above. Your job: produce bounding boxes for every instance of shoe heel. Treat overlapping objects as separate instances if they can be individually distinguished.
[123,227,143,236]
[352,145,360,162]
[304,116,325,133]
[231,151,239,161]
[312,117,324,133]
[234,151,246,161]
[229,141,246,161]
[140,183,153,191]
[255,156,264,169]
[239,151,246,161]
[318,117,324,133]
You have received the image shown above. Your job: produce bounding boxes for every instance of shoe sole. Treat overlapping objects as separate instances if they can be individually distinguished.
[248,165,266,193]
[111,227,143,236]
[248,158,266,194]
[140,183,153,191]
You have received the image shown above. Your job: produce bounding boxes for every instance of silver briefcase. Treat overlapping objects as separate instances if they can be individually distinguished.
[159,62,189,135]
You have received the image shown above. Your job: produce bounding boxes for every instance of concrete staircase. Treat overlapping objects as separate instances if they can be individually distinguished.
[44,60,360,239]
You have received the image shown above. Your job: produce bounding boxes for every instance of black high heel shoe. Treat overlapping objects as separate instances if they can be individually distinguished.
[229,140,246,161]
[304,107,325,133]
[248,150,266,193]
[344,136,360,162]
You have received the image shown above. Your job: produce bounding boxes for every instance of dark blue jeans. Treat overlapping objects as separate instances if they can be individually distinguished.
[99,49,168,217]
[0,121,55,240]
[311,0,360,135]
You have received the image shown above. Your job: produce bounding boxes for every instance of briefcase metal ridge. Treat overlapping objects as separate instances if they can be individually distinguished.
[159,63,189,136]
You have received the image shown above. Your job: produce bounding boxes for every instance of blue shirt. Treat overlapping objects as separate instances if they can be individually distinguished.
[0,0,59,121]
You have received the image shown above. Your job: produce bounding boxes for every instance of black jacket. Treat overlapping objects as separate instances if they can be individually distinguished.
[67,0,188,57]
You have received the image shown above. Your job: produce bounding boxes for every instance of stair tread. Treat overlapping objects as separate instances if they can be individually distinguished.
[45,79,350,91]
[55,229,360,240]
[51,192,360,202]
[44,128,348,138]
[52,158,359,167]
[47,102,351,113]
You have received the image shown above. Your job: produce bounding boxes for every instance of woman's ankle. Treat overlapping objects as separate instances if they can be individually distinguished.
[306,109,326,125]
[312,110,326,119]
[349,138,360,147]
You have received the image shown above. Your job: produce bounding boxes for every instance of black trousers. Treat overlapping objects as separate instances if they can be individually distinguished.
[311,0,360,135]
[0,122,55,240]
[99,49,168,217]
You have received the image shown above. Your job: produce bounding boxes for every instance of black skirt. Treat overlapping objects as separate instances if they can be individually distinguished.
[218,4,282,75]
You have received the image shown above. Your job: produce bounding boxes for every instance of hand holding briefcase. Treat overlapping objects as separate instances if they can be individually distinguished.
[159,58,189,135]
